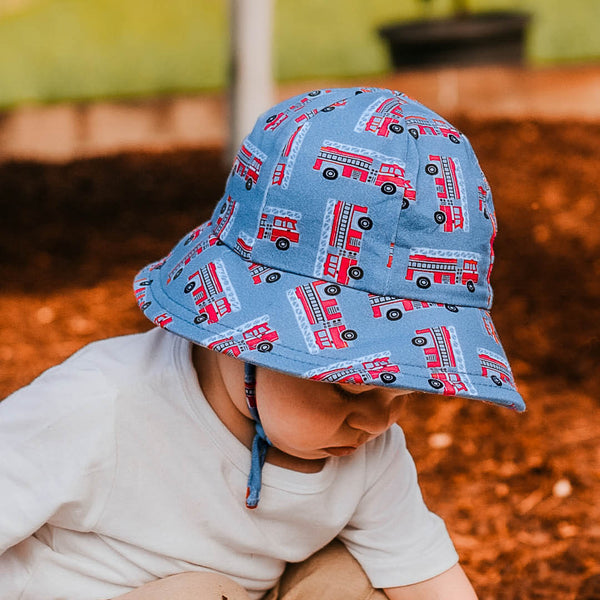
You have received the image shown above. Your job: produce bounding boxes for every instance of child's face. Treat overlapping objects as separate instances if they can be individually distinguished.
[254,367,412,461]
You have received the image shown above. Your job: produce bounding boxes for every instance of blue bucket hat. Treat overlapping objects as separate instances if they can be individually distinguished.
[134,87,524,413]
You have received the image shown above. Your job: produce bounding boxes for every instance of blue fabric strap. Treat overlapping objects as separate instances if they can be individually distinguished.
[244,363,271,509]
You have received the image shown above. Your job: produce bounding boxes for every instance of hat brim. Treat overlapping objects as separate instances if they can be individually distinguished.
[135,221,525,412]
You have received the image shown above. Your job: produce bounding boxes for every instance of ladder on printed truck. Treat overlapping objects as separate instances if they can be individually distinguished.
[305,287,324,322]
[433,328,452,367]
[441,158,457,200]
[203,267,218,298]
[334,203,352,249]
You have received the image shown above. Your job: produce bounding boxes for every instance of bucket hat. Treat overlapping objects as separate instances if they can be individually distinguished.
[134,86,525,412]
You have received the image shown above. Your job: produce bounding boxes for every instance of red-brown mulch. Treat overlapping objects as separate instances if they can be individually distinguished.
[1,117,598,599]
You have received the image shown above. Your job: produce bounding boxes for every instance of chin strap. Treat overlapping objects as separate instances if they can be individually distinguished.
[244,362,271,509]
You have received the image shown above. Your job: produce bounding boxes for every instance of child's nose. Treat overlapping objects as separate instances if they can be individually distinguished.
[346,396,402,436]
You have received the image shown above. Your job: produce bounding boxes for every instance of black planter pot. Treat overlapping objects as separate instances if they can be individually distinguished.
[379,11,531,69]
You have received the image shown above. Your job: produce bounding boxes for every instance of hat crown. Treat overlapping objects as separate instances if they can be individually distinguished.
[211,87,496,309]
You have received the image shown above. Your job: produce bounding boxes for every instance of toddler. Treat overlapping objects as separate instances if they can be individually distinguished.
[0,87,524,600]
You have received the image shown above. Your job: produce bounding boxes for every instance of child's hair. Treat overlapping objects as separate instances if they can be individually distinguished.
[134,87,523,412]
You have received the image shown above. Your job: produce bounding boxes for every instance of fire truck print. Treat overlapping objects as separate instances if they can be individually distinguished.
[257,206,301,251]
[234,232,254,259]
[264,111,289,132]
[412,326,476,395]
[313,140,416,199]
[425,155,468,232]
[232,140,267,190]
[315,199,371,285]
[480,310,500,344]
[355,95,407,137]
[478,348,516,389]
[247,262,282,285]
[305,354,401,384]
[153,313,173,329]
[478,184,491,219]
[134,277,152,311]
[287,280,357,354]
[406,248,479,293]
[405,115,461,144]
[184,259,241,324]
[368,294,459,321]
[205,317,279,357]
[213,196,237,238]
[272,123,310,189]
[166,233,222,284]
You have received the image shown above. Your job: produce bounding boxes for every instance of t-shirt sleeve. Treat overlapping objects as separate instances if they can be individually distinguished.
[337,426,459,589]
[0,360,117,555]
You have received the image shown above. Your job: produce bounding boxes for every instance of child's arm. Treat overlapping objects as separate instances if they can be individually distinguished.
[384,564,478,600]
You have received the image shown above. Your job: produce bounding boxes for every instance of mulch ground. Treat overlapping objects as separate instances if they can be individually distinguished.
[0,117,599,599]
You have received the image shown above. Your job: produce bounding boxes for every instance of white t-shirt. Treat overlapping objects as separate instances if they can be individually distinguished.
[0,328,458,600]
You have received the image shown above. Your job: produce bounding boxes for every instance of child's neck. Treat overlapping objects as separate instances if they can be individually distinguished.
[192,345,325,474]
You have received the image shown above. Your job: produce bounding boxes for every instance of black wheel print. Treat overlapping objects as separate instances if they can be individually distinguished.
[184,281,196,294]
[425,163,438,175]
[323,167,338,180]
[428,378,444,390]
[348,266,364,280]
[308,90,321,97]
[491,375,503,387]
[412,336,427,347]
[321,105,335,112]
[409,128,419,139]
[386,308,402,321]
[216,239,224,246]
[266,114,277,123]
[341,329,358,341]
[380,372,397,383]
[401,197,409,210]
[467,281,476,293]
[141,301,151,311]
[138,280,152,286]
[444,304,459,313]
[220,202,227,213]
[381,182,396,195]
[434,211,446,224]
[266,272,281,283]
[324,284,341,296]
[245,178,253,190]
[257,342,273,353]
[357,216,373,230]
[173,268,183,280]
[449,134,460,144]
[275,237,290,251]
[416,276,431,289]
[194,314,209,324]
[389,123,404,134]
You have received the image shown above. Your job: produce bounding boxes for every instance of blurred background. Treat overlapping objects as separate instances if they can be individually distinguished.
[0,1,599,598]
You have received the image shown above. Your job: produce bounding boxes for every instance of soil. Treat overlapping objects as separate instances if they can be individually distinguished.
[1,117,599,599]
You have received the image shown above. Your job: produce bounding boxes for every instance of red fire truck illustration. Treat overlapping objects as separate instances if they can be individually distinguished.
[368,294,459,320]
[232,140,267,190]
[264,111,289,131]
[184,260,240,324]
[153,313,173,328]
[272,124,309,188]
[425,155,468,232]
[406,249,479,293]
[313,140,415,198]
[306,354,400,384]
[478,184,491,219]
[248,262,281,285]
[234,234,253,259]
[412,326,475,395]
[405,115,461,144]
[478,348,516,389]
[288,89,332,112]
[166,233,222,284]
[206,318,279,357]
[356,95,406,137]
[257,206,301,251]
[213,195,237,238]
[134,277,152,311]
[315,199,371,285]
[480,310,500,344]
[287,280,357,354]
